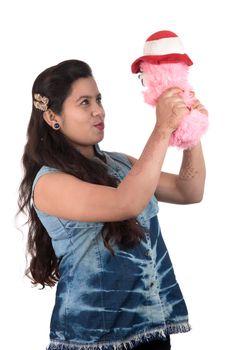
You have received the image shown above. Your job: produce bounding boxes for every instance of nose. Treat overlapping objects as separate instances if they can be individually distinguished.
[92,105,105,118]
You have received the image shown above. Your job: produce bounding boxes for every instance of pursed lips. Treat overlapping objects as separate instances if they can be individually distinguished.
[94,122,105,130]
[94,122,104,126]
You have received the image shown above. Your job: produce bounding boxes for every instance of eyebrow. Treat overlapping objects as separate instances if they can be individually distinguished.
[76,93,102,102]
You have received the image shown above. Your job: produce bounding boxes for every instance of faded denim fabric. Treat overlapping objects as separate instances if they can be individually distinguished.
[31,144,190,350]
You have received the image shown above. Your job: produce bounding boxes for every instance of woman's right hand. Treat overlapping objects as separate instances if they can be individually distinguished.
[155,87,189,133]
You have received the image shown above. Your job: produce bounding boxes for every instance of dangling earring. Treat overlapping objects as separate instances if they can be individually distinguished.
[53,122,60,130]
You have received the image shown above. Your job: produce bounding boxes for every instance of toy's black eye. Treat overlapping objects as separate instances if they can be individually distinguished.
[138,73,145,87]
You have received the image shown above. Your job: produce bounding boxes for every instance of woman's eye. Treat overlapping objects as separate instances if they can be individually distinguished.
[97,97,102,105]
[81,99,89,106]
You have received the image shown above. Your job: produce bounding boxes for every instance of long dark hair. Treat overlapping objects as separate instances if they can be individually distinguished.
[18,59,145,289]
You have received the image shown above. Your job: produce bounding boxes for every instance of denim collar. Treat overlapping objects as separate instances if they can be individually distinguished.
[93,143,104,157]
[96,143,120,167]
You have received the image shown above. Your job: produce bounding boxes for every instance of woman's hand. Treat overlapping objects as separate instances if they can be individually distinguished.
[191,98,208,116]
[156,87,190,133]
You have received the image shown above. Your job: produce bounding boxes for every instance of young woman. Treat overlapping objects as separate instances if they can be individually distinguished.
[18,59,206,350]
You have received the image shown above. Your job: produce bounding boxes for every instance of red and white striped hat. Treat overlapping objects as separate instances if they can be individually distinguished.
[131,30,193,73]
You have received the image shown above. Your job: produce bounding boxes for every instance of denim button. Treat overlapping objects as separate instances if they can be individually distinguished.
[145,250,151,257]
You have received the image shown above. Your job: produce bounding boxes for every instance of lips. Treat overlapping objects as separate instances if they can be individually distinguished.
[94,122,105,130]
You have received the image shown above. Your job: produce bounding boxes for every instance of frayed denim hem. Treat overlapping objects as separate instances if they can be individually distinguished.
[47,322,191,350]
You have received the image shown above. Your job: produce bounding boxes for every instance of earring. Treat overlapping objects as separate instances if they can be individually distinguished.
[53,122,60,130]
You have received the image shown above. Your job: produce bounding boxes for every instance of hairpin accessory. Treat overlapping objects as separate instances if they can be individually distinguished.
[33,93,49,111]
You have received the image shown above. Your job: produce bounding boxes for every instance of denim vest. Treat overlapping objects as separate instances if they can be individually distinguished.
[31,144,190,350]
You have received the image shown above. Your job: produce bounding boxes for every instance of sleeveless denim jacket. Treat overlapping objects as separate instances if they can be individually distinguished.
[31,144,191,350]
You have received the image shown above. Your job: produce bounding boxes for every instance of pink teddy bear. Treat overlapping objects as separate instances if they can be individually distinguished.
[131,30,208,149]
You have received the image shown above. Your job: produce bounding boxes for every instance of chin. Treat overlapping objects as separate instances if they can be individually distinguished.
[96,134,104,143]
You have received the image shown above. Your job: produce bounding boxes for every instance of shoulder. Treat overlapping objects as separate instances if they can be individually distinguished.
[33,166,61,187]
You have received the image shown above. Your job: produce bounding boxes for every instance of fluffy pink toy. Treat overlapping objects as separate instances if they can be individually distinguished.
[131,30,209,149]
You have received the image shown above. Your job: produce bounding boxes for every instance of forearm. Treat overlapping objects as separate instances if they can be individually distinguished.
[118,126,171,215]
[177,142,206,202]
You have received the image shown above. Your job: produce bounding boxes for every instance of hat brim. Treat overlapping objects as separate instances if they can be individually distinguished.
[131,53,193,73]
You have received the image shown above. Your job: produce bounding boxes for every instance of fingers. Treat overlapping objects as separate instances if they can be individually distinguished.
[158,88,208,116]
[160,87,184,99]
[191,98,208,116]
[157,90,188,115]
[191,98,200,109]
[158,91,186,106]
[172,103,190,117]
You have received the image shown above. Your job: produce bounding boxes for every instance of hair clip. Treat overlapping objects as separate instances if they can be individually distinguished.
[33,93,49,111]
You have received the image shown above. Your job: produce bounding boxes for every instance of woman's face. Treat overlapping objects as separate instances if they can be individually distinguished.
[58,77,105,157]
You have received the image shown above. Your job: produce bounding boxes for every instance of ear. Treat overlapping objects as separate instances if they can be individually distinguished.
[43,109,59,128]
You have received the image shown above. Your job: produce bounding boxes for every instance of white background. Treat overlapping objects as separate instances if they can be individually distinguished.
[1,0,233,349]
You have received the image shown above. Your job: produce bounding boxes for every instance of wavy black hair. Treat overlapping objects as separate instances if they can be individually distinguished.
[17,59,144,288]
